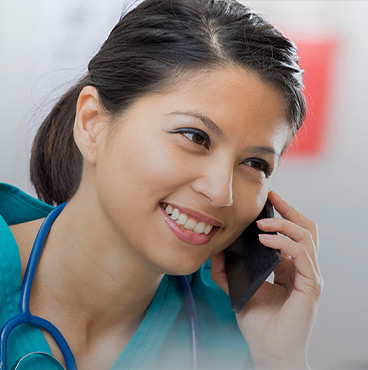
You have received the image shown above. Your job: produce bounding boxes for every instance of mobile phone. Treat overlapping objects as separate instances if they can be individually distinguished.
[224,201,281,312]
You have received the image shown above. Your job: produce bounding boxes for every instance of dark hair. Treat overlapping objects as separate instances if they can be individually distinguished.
[30,0,306,205]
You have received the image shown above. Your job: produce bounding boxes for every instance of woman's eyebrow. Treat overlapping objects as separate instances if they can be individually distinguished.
[246,146,281,159]
[167,111,225,138]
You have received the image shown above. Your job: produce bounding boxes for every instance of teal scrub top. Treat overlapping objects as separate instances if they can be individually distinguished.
[0,182,254,369]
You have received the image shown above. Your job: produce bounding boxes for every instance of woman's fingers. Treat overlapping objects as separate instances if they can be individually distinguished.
[256,191,323,299]
[257,218,313,245]
[268,190,319,251]
[258,233,322,298]
[256,217,320,275]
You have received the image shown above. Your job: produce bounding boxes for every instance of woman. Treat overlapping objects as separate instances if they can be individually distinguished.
[0,0,323,369]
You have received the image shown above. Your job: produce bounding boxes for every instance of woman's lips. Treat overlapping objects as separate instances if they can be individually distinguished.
[163,203,222,227]
[160,204,219,245]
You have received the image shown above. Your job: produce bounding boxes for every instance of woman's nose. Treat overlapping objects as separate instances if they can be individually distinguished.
[191,163,234,208]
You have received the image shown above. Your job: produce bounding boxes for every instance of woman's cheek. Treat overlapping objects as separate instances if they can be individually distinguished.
[132,141,195,191]
[147,146,182,179]
[235,172,269,211]
[255,186,270,209]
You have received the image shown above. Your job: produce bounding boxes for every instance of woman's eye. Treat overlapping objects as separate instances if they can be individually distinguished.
[183,132,206,146]
[170,128,210,149]
[242,158,271,177]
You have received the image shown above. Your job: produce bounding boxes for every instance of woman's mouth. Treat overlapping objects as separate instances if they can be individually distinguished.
[160,203,220,245]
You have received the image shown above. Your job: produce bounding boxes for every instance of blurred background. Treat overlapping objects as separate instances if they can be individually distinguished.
[0,1,367,369]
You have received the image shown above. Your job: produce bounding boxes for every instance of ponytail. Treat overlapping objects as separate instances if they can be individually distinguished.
[30,83,84,205]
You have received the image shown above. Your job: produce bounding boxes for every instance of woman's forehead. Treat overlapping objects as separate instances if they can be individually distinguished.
[130,67,287,127]
[123,66,287,119]
[111,67,291,154]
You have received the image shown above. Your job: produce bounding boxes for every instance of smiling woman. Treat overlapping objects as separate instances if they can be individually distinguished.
[0,0,323,369]
[82,67,289,277]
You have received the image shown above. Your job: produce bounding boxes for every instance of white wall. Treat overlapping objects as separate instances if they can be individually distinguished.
[0,1,36,190]
[1,1,367,369]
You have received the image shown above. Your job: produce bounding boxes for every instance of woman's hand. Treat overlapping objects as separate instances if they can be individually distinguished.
[210,190,323,370]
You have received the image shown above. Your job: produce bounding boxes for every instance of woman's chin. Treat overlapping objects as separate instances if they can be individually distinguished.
[163,259,207,276]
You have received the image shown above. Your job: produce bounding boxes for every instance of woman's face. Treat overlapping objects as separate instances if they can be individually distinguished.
[94,67,291,275]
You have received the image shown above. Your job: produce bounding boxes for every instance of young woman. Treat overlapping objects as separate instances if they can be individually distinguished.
[0,0,323,369]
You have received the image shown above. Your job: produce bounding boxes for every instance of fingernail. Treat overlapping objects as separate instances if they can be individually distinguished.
[258,234,274,241]
[256,218,274,226]
[270,190,282,200]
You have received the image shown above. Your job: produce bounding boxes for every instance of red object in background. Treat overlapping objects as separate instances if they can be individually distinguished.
[286,38,337,156]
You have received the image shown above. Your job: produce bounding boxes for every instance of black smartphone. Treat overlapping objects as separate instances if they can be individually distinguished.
[224,201,281,312]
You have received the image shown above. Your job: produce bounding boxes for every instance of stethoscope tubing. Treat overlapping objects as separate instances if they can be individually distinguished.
[0,203,77,370]
[20,203,67,312]
[176,275,200,370]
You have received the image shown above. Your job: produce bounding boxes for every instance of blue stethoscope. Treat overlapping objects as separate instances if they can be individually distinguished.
[0,203,200,370]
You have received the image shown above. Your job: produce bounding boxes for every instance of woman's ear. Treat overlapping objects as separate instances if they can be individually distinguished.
[73,86,107,165]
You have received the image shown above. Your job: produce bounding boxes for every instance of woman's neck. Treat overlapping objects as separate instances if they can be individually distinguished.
[27,188,164,343]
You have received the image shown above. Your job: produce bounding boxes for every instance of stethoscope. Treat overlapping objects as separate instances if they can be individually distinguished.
[0,203,200,370]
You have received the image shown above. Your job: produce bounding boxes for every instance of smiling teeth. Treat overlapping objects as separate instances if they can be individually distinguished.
[171,208,179,220]
[164,204,214,235]
[184,219,196,230]
[194,222,206,234]
[166,204,173,214]
[177,214,187,225]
